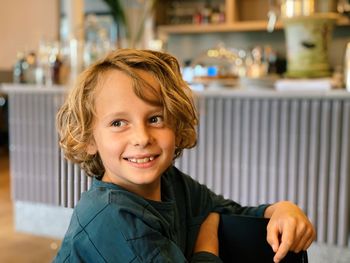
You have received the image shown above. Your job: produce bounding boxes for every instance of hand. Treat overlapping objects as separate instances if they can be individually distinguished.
[264,201,316,263]
[193,212,220,256]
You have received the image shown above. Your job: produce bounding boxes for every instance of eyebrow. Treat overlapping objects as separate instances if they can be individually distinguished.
[102,111,129,121]
[102,106,163,120]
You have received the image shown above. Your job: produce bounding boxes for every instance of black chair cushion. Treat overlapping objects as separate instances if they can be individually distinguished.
[218,214,308,263]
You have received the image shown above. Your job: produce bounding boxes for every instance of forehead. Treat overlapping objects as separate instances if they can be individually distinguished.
[97,69,132,92]
[96,68,157,88]
[94,69,161,105]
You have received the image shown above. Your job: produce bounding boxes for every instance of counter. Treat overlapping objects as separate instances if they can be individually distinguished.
[2,83,350,247]
[4,83,350,98]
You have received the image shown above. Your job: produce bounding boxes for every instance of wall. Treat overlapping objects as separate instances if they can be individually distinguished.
[0,0,60,70]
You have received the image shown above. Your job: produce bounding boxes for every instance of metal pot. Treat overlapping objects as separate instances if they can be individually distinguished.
[280,0,339,17]
[267,0,342,31]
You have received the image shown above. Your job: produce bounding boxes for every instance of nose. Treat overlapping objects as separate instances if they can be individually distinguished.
[130,124,153,148]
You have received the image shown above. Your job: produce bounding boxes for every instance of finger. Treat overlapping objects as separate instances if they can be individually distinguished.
[289,229,304,251]
[290,223,307,251]
[301,227,316,251]
[266,223,280,252]
[292,232,308,252]
[293,223,316,252]
[274,240,293,263]
[303,234,315,250]
[273,226,295,262]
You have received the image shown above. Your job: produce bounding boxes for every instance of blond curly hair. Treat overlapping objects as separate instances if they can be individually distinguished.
[56,49,198,177]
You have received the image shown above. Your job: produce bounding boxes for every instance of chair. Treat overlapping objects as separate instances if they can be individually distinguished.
[218,214,308,263]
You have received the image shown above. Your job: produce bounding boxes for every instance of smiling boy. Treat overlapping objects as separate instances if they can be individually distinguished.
[53,49,315,263]
[86,69,175,201]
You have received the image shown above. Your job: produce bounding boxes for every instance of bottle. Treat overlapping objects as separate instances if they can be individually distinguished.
[218,4,225,23]
[210,5,221,24]
[345,42,350,91]
[182,60,194,83]
[193,9,202,24]
[13,52,26,83]
[24,52,37,84]
[201,2,211,24]
[52,54,62,85]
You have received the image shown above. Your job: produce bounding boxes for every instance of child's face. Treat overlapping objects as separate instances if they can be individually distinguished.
[87,69,176,200]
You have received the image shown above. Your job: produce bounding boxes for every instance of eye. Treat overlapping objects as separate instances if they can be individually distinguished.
[111,120,127,128]
[149,115,164,125]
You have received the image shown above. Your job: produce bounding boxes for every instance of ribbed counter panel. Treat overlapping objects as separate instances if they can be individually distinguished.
[3,84,350,247]
[8,91,64,205]
[176,96,350,247]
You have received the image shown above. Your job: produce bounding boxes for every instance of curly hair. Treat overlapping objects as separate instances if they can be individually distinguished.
[56,49,198,177]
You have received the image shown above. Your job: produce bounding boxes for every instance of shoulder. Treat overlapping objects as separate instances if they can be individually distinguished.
[75,186,172,239]
[164,165,197,186]
[165,165,211,194]
[72,185,111,227]
[74,186,162,230]
[56,186,182,262]
[56,187,162,262]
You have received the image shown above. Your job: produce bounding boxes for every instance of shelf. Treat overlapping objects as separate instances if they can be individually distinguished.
[156,0,350,35]
[158,17,350,35]
[338,16,350,26]
[158,21,284,34]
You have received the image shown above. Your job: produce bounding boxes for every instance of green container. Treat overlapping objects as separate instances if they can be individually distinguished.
[283,13,339,78]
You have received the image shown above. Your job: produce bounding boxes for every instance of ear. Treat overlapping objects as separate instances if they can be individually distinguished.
[86,138,97,155]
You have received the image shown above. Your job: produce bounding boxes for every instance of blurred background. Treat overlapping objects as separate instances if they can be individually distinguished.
[0,0,350,262]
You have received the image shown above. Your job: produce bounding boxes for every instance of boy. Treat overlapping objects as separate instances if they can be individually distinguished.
[54,49,315,263]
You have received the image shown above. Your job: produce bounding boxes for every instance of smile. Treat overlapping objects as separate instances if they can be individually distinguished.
[126,156,156,164]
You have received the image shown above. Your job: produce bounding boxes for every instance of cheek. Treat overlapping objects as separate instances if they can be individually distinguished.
[161,130,176,151]
[91,131,117,154]
[98,134,123,153]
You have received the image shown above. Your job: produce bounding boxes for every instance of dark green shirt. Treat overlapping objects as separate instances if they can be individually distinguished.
[53,166,268,262]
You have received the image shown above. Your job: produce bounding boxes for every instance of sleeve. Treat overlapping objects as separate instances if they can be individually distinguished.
[169,167,269,260]
[52,211,118,263]
[191,252,223,263]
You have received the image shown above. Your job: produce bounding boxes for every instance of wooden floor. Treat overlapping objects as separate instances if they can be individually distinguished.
[0,149,61,263]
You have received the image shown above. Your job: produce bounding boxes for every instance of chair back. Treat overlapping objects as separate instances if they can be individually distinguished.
[218,214,308,263]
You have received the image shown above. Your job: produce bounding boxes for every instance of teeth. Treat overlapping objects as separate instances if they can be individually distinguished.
[128,156,154,163]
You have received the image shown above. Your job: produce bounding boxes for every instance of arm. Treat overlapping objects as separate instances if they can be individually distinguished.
[193,212,220,255]
[192,212,222,263]
[172,168,315,263]
[264,201,316,263]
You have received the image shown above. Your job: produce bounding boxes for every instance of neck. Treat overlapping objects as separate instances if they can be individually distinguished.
[102,175,162,201]
[137,180,162,201]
